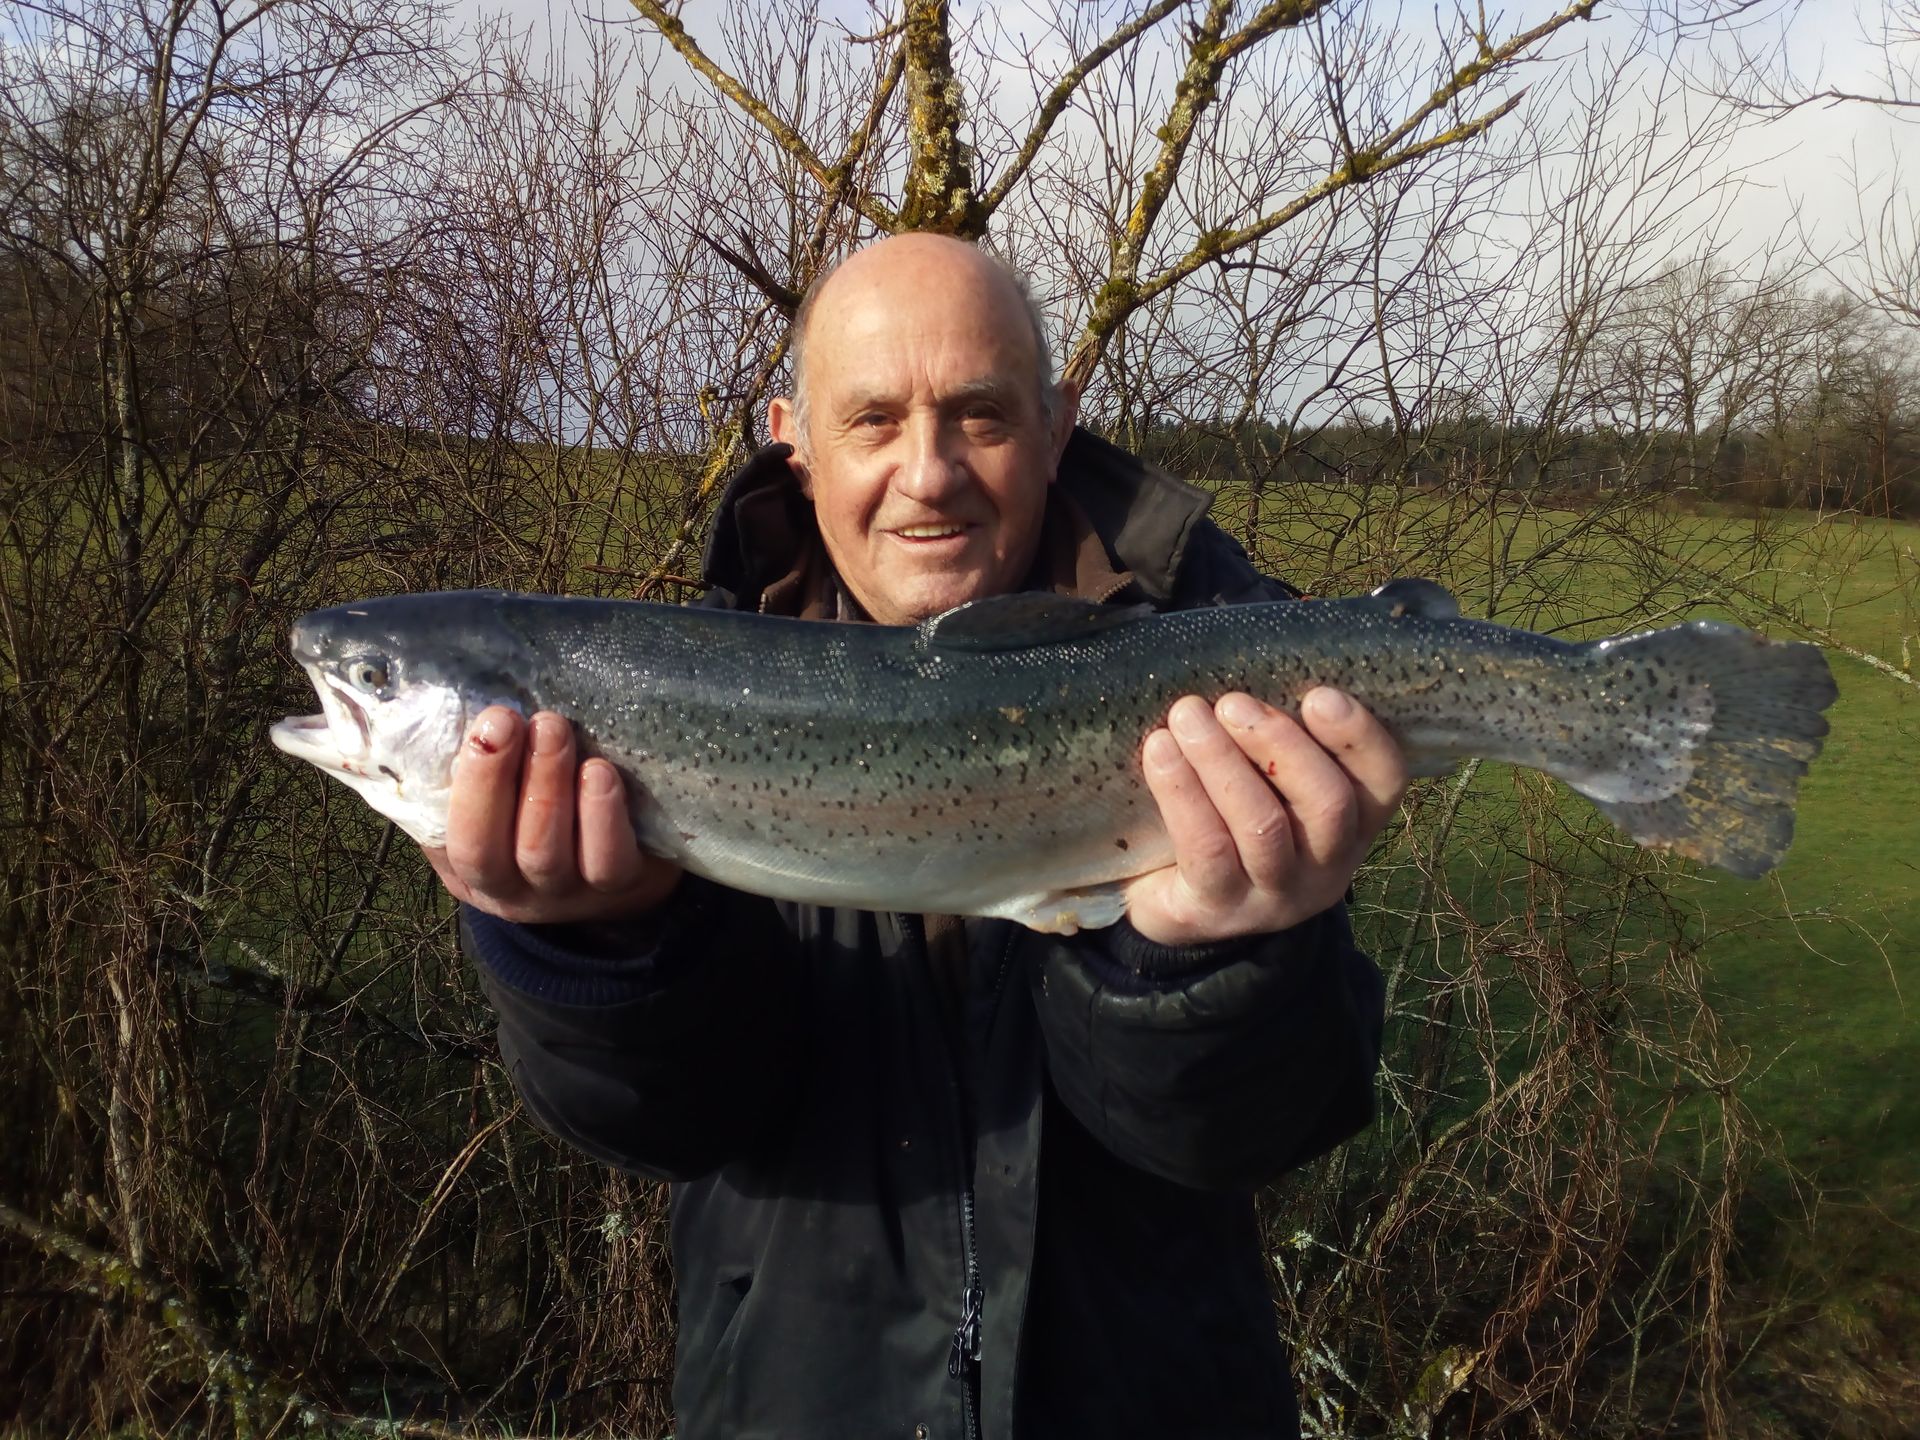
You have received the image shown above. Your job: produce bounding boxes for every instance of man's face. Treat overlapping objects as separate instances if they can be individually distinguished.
[769,239,1075,626]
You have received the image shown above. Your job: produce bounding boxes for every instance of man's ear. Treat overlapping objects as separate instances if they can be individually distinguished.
[1049,380,1082,472]
[768,396,812,497]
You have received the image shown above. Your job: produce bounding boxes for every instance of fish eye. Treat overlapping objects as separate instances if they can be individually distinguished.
[346,657,390,694]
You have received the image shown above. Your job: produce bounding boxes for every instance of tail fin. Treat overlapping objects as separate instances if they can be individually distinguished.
[1581,620,1836,878]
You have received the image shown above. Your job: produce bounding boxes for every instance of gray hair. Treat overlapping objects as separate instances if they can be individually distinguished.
[786,244,1059,456]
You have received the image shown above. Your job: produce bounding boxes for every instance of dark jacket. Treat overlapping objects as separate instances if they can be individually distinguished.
[462,430,1386,1439]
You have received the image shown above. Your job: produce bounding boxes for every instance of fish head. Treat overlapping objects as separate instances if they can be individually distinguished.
[270,595,528,847]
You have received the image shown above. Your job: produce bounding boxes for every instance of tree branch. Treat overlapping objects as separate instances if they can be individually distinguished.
[898,0,982,234]
[625,0,899,230]
[699,230,803,314]
[0,1200,479,1439]
[1064,0,1330,383]
[1139,91,1526,314]
[1063,0,1603,384]
[980,0,1192,215]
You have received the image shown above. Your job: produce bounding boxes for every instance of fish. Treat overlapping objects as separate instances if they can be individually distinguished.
[270,580,1837,933]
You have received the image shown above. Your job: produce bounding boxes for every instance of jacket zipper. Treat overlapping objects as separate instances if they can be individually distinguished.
[918,917,1017,1440]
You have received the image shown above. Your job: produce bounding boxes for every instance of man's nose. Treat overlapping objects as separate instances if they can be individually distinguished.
[894,415,968,503]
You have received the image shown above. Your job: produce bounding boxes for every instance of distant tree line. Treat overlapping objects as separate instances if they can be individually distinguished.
[1138,276,1920,519]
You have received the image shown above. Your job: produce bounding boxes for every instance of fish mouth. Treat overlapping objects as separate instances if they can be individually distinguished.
[271,667,374,775]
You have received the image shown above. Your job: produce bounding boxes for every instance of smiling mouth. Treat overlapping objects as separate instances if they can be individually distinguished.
[892,523,971,540]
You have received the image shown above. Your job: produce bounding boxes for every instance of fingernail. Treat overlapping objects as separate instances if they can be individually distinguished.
[584,761,619,798]
[1144,730,1181,770]
[1218,693,1264,729]
[530,713,566,756]
[1169,698,1211,741]
[1305,688,1353,723]
[470,711,511,755]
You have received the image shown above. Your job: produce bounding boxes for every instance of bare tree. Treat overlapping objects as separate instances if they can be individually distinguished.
[0,1,544,1431]
[1720,2,1920,328]
[621,0,1616,494]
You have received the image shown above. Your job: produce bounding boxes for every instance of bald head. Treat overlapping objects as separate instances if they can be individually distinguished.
[788,235,1057,452]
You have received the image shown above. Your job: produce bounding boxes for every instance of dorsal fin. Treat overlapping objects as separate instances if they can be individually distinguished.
[1369,578,1460,620]
[918,594,1155,653]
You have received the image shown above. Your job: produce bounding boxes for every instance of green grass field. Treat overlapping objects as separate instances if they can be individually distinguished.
[1248,485,1920,1407]
[1663,514,1920,1402]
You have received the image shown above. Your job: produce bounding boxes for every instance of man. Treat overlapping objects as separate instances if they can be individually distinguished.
[434,235,1405,1437]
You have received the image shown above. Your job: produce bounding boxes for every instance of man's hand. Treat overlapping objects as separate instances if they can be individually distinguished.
[1123,688,1407,948]
[425,707,683,925]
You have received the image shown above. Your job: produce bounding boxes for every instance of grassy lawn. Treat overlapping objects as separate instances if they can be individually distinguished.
[1259,491,1917,1188]
[1664,518,1920,1398]
[1247,485,1920,1404]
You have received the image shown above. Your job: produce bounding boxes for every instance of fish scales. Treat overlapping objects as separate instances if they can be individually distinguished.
[494,600,1176,907]
[271,581,1837,933]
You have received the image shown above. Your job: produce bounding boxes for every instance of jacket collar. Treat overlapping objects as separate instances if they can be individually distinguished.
[698,427,1215,611]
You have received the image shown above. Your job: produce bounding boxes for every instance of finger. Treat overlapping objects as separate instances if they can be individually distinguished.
[1181,693,1296,890]
[576,759,647,893]
[1145,707,1244,907]
[514,712,581,895]
[1226,696,1359,871]
[442,707,528,895]
[1221,691,1359,867]
[1298,687,1410,840]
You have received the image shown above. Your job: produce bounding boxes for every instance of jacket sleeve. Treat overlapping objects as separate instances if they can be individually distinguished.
[1030,903,1384,1191]
[463,874,808,1181]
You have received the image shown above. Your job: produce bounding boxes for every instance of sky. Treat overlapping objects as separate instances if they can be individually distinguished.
[4,0,1907,270]
[1711,3,1917,283]
[444,0,1915,296]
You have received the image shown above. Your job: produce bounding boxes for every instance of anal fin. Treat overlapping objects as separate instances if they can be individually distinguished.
[983,882,1131,935]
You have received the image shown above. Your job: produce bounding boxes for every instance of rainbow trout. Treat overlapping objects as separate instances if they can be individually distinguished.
[271,582,1836,932]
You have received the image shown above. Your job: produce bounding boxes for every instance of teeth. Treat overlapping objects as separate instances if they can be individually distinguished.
[897,524,965,539]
